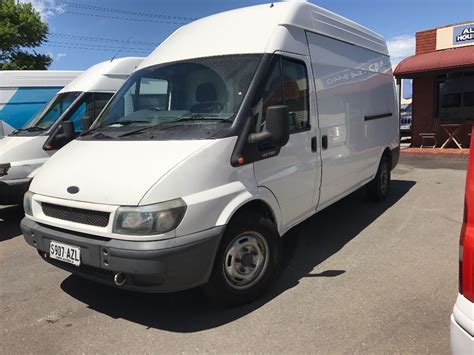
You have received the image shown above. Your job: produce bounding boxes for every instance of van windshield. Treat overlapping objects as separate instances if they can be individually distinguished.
[24,92,81,130]
[88,54,262,140]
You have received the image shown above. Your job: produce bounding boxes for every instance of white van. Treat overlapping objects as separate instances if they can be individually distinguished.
[0,57,143,205]
[21,3,399,305]
[0,70,82,133]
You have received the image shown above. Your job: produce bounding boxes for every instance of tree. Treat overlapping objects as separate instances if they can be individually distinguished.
[0,0,52,70]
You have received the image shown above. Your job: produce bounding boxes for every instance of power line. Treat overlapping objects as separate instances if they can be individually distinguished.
[48,33,159,47]
[53,9,189,25]
[37,0,196,22]
[45,45,149,54]
[57,1,196,21]
[45,42,152,54]
[46,41,153,52]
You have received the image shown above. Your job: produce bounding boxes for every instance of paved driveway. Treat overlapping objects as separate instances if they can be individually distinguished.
[0,154,467,353]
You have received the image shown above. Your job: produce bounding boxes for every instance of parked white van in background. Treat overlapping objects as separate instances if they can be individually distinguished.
[0,70,82,133]
[0,57,143,205]
[21,2,399,305]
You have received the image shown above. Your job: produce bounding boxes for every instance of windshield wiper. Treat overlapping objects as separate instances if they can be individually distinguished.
[104,120,151,127]
[79,120,150,137]
[172,113,232,122]
[26,126,46,131]
[13,126,46,133]
[117,123,176,138]
[116,116,232,138]
[80,131,115,139]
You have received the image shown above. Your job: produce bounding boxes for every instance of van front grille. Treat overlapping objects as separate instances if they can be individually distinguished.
[41,202,110,227]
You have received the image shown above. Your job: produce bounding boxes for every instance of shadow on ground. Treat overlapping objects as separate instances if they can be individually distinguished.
[61,179,416,332]
[0,205,23,242]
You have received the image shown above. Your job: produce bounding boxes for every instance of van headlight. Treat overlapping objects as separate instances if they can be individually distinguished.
[23,191,34,216]
[113,199,187,236]
[0,163,10,177]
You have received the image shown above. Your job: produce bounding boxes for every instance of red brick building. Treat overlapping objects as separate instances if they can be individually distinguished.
[394,22,474,148]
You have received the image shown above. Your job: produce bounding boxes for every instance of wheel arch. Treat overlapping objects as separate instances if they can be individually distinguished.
[216,188,282,235]
[382,147,392,167]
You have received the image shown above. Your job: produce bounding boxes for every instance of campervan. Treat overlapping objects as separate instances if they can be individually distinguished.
[21,3,399,305]
[0,57,143,205]
[0,70,82,133]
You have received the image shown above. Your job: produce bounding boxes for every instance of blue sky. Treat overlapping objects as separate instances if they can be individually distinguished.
[23,0,474,70]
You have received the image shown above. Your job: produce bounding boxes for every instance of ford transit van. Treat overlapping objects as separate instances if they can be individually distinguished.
[0,57,143,205]
[21,3,399,305]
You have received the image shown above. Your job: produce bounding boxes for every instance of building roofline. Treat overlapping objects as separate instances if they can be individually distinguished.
[417,21,474,34]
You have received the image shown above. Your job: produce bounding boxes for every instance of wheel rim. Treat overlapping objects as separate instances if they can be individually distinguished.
[380,164,389,194]
[222,231,270,290]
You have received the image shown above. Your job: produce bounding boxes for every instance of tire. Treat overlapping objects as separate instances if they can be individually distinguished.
[367,155,391,202]
[205,211,281,306]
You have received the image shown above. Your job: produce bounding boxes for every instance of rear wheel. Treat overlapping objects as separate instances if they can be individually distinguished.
[205,211,281,306]
[367,155,391,202]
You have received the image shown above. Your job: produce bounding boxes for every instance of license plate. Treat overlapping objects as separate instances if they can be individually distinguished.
[49,240,81,266]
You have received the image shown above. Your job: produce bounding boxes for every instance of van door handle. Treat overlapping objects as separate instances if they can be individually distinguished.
[322,135,328,149]
[311,137,317,152]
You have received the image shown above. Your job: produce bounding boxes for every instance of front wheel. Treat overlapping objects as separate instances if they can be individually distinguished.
[367,156,391,202]
[205,211,281,306]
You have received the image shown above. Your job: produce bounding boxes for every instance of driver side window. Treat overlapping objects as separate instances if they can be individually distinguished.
[252,58,283,133]
[252,56,310,134]
[68,93,113,132]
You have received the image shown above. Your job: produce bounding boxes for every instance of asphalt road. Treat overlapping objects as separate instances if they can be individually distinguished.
[0,154,468,354]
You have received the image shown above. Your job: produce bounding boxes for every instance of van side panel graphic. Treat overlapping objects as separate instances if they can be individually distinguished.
[0,87,62,128]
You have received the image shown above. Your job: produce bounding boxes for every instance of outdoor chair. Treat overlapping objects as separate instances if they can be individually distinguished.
[420,117,441,148]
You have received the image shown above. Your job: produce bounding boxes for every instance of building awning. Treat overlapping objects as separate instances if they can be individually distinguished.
[394,46,474,78]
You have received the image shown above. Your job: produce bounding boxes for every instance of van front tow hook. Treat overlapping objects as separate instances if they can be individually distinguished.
[113,272,127,286]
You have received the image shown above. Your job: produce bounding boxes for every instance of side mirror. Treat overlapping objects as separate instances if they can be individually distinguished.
[62,120,75,142]
[43,120,75,151]
[81,116,92,132]
[249,105,289,147]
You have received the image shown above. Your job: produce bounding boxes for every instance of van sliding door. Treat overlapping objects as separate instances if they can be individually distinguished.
[306,31,396,209]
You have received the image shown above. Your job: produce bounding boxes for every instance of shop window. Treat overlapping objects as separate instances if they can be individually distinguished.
[435,81,445,117]
[463,92,474,107]
[442,93,462,108]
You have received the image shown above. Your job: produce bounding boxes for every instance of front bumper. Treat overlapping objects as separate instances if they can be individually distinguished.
[21,217,224,293]
[0,178,30,205]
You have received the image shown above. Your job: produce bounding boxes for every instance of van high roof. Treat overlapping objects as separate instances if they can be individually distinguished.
[0,70,83,88]
[138,2,388,70]
[60,57,144,94]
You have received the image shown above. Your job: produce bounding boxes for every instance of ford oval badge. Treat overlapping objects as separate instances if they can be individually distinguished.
[67,186,79,194]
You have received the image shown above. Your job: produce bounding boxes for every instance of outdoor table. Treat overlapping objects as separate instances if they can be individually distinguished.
[440,123,463,149]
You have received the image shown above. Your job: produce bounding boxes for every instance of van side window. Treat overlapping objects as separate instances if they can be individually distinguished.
[281,58,309,132]
[252,59,283,133]
[69,93,113,132]
[91,93,114,118]
[252,56,309,133]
